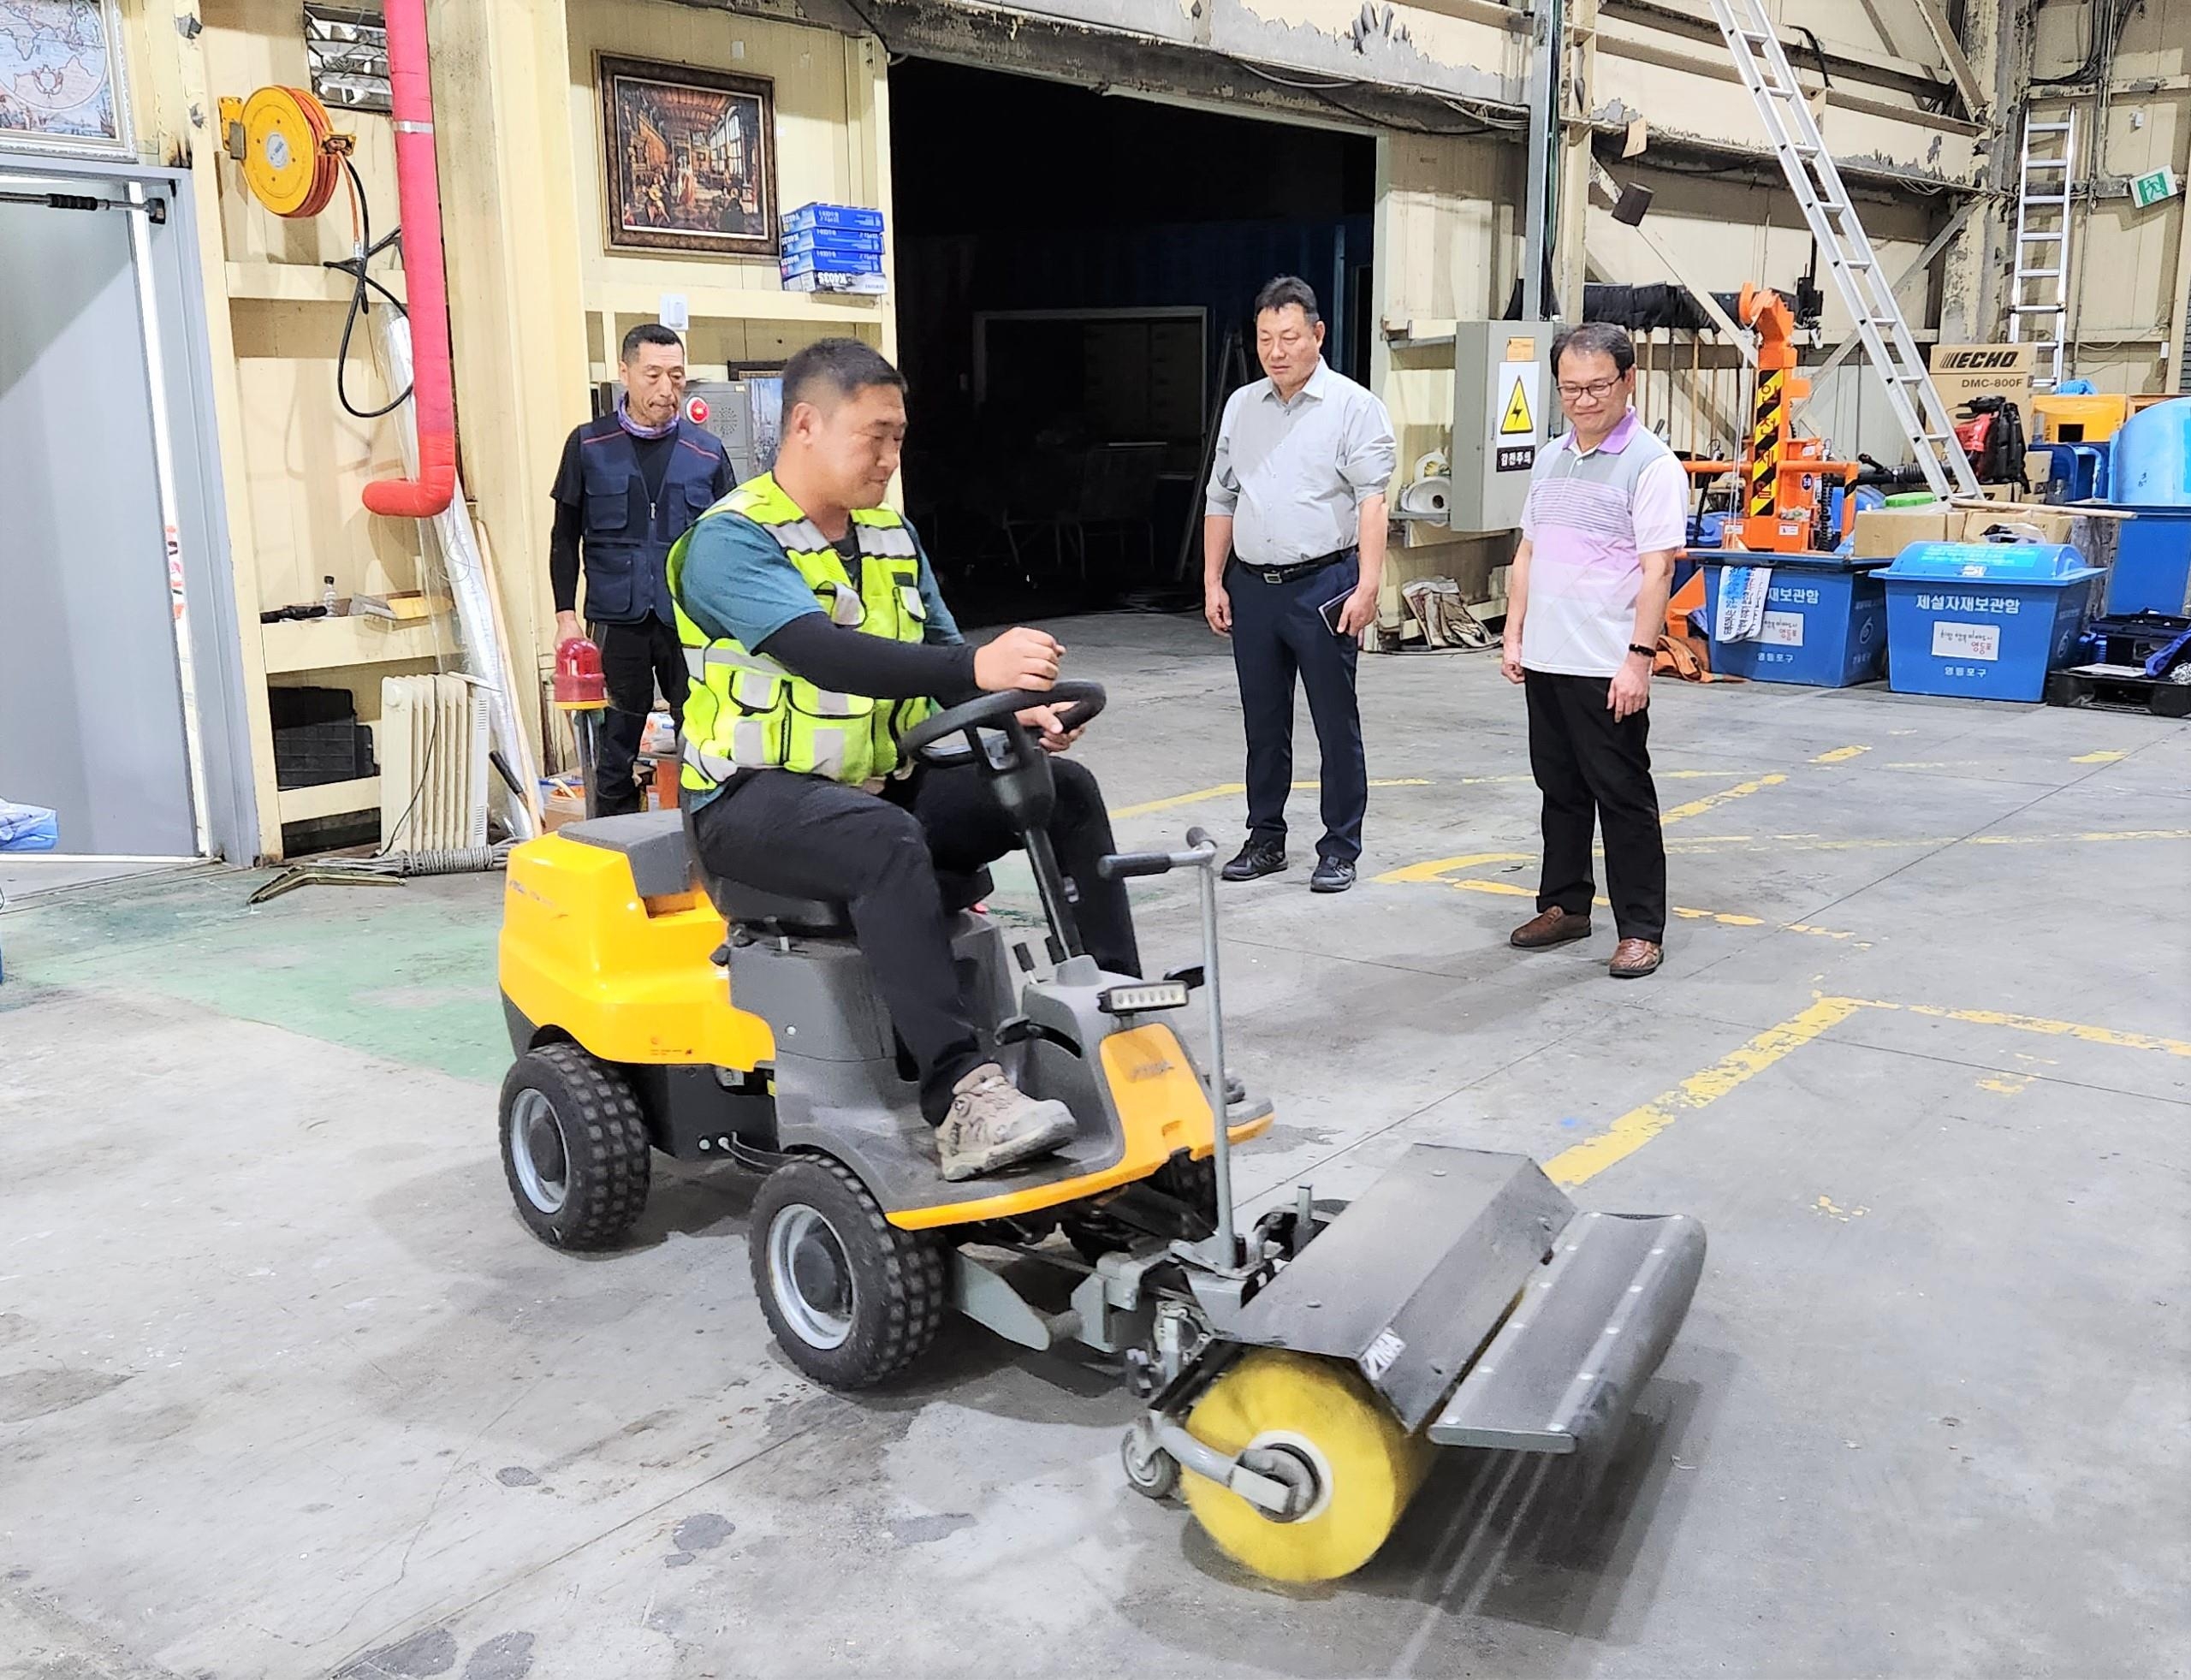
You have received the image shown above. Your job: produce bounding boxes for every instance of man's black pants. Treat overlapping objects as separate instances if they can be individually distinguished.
[1524,669,1667,943]
[690,757,1141,1122]
[1228,552,1367,862]
[592,616,688,817]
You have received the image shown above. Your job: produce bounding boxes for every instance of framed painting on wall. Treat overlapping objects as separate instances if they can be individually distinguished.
[597,54,775,258]
[0,0,132,155]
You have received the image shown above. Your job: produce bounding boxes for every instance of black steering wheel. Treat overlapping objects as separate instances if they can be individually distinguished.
[901,680,1107,769]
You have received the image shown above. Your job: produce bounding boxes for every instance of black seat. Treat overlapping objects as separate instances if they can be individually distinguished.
[712,881,856,937]
[706,868,995,936]
[669,794,989,936]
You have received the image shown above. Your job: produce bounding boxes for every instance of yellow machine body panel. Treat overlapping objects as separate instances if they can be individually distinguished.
[501,834,1274,1232]
[887,1026,1274,1230]
[499,832,775,1070]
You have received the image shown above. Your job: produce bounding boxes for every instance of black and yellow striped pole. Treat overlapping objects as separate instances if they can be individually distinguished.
[1748,365,1785,522]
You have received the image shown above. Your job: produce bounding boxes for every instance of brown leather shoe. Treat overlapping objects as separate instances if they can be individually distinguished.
[1609,938,1663,978]
[1511,906,1592,949]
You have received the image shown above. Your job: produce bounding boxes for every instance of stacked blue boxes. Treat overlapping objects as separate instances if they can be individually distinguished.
[781,203,886,294]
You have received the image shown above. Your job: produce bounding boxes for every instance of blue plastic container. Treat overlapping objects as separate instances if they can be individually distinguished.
[2099,401,2191,614]
[1879,543,2104,702]
[781,226,884,259]
[2106,509,2191,614]
[2112,398,2191,505]
[781,202,884,236]
[1695,551,1890,686]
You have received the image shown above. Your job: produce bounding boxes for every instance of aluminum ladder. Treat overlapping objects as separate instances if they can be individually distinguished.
[1705,0,1980,499]
[2009,110,2075,392]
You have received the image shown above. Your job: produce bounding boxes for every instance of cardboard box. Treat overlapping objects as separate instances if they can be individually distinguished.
[540,775,585,832]
[1850,503,1952,559]
[1928,343,2034,412]
[1960,506,2073,545]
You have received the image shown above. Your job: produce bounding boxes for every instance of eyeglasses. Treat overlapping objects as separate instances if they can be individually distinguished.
[1556,377,1624,402]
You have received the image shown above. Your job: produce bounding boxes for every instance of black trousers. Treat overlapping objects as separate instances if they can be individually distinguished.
[1228,552,1367,862]
[690,757,1140,1122]
[1524,669,1667,943]
[592,616,688,818]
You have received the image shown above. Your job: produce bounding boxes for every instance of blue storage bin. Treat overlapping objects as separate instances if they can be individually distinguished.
[1879,543,2103,702]
[1695,551,1890,686]
[781,202,884,235]
[781,226,884,259]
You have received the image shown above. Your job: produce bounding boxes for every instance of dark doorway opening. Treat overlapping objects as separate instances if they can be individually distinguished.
[888,59,1375,623]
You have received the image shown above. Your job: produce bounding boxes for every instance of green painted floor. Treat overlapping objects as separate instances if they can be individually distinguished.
[3,867,512,1085]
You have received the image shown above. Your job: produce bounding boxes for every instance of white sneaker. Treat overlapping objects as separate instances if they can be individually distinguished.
[937,1063,1075,1182]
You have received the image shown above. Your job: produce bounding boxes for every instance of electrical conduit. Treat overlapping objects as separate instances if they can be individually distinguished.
[363,0,454,519]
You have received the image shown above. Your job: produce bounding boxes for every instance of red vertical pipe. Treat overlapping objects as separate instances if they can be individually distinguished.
[362,0,455,519]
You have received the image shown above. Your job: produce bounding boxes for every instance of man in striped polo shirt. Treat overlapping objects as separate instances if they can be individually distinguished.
[1500,323,1685,979]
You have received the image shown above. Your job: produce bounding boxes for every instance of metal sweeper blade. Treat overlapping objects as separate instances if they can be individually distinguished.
[1220,1144,1706,1455]
[1167,1150,1705,1584]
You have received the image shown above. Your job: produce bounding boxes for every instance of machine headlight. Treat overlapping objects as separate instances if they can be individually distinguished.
[1098,981,1191,1015]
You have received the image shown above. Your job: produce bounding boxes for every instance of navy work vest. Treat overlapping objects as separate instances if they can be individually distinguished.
[575,417,729,624]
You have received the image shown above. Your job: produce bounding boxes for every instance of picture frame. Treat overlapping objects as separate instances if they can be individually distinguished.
[597,53,776,258]
[0,0,134,157]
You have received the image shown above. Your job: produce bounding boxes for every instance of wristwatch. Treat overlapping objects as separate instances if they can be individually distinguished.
[1627,643,1656,659]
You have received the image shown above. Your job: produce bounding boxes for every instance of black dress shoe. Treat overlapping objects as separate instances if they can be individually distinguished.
[1309,856,1357,893]
[1220,839,1286,882]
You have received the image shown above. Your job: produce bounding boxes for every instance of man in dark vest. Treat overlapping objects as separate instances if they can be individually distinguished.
[550,323,734,816]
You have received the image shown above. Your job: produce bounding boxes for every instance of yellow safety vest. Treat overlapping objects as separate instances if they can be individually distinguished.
[665,473,933,793]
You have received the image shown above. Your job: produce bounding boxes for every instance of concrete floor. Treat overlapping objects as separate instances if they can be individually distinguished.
[3,613,2187,1680]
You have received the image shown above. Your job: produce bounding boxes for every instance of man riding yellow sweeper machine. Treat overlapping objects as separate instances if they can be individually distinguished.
[495,681,1707,1581]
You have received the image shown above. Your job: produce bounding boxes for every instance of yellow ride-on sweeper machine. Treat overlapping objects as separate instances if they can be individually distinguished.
[496,682,1707,1580]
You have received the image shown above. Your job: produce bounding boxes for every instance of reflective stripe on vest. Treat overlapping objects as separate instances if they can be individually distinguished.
[665,473,934,793]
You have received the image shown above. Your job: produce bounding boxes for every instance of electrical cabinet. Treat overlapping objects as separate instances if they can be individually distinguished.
[1448,323,1557,533]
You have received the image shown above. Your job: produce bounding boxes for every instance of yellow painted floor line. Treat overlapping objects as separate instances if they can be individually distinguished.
[1546,997,1869,1187]
[1664,828,2191,855]
[1812,745,1870,763]
[1108,769,1766,821]
[1108,782,1244,818]
[1382,826,2190,892]
[1377,851,1535,883]
[1660,774,1788,828]
[2072,750,2129,763]
[1445,877,1856,940]
[1108,777,1435,818]
[1861,1000,2191,1060]
[1547,992,2191,1189]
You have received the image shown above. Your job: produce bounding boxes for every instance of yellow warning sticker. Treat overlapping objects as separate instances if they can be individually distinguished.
[1499,377,1534,436]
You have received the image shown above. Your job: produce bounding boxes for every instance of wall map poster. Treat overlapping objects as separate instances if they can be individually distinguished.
[0,1,127,151]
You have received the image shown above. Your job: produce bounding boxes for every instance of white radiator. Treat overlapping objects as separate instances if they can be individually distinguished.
[379,674,490,853]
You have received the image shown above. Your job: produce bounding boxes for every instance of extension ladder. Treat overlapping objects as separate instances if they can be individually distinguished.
[1704,0,1980,499]
[2009,110,2075,392]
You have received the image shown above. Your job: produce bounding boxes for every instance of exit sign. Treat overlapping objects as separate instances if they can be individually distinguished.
[2130,168,2180,211]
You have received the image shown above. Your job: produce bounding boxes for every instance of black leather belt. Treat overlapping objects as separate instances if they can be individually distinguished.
[1234,548,1354,585]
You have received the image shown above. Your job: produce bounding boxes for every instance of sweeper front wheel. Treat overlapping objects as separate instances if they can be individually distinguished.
[1179,1349,1432,1582]
[747,1155,947,1389]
